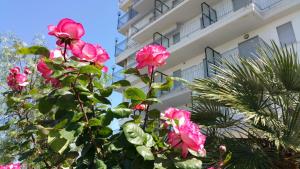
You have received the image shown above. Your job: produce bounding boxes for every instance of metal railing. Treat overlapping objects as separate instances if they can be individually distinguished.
[115,38,139,57]
[117,8,138,29]
[116,0,282,58]
[131,0,184,37]
[157,63,204,97]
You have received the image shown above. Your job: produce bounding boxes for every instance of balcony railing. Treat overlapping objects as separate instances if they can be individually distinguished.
[115,0,282,58]
[115,38,139,57]
[117,8,138,29]
[157,62,204,97]
[131,0,184,37]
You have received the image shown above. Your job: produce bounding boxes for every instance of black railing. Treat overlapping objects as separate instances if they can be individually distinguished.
[204,47,222,78]
[117,8,138,29]
[201,2,217,29]
[153,32,170,48]
[154,0,170,19]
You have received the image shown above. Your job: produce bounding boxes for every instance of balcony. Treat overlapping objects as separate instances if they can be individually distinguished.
[117,8,139,30]
[118,0,141,11]
[115,0,289,65]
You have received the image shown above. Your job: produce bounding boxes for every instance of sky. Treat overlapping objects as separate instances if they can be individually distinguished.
[0,0,125,129]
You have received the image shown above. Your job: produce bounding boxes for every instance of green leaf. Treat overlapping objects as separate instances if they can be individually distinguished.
[95,159,107,169]
[36,125,51,135]
[79,65,102,75]
[100,87,113,97]
[144,98,161,104]
[140,74,151,84]
[116,102,130,108]
[18,150,35,161]
[124,68,140,75]
[112,80,131,88]
[89,118,102,127]
[148,109,161,119]
[152,77,174,91]
[144,133,155,148]
[136,146,154,161]
[17,46,50,56]
[90,94,111,105]
[0,123,10,131]
[48,130,70,154]
[77,74,90,87]
[97,127,113,138]
[111,108,132,118]
[49,137,69,154]
[38,96,56,114]
[124,87,146,101]
[59,129,75,141]
[98,112,113,126]
[174,158,202,169]
[57,93,76,110]
[123,122,145,145]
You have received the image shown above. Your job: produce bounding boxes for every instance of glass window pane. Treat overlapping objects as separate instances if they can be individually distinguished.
[277,22,296,46]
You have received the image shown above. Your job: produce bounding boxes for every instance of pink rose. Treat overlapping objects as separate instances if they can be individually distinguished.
[0,163,21,169]
[94,45,110,66]
[46,78,61,88]
[102,66,108,73]
[24,67,32,75]
[48,18,85,43]
[49,48,64,60]
[167,121,206,158]
[37,54,61,87]
[71,41,97,61]
[136,45,170,75]
[164,108,190,127]
[7,66,29,91]
[37,59,53,79]
[9,67,20,74]
[71,40,110,64]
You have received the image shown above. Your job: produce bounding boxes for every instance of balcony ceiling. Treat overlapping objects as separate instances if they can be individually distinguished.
[134,0,155,13]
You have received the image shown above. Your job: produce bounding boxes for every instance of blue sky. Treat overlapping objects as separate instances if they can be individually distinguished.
[0,0,124,128]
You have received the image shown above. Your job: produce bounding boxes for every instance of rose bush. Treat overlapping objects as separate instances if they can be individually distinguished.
[1,18,229,168]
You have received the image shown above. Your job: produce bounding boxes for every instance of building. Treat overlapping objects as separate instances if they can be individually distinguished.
[114,0,300,111]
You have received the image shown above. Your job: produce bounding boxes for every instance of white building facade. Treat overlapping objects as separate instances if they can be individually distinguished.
[114,0,300,111]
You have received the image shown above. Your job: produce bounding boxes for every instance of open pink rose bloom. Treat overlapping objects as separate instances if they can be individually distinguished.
[136,44,170,75]
[70,40,110,65]
[48,18,85,46]
[163,108,206,158]
[6,66,29,91]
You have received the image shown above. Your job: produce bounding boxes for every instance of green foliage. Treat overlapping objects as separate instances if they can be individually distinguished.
[124,87,147,101]
[1,39,206,168]
[17,46,50,56]
[191,41,300,168]
[174,158,202,169]
[123,123,145,146]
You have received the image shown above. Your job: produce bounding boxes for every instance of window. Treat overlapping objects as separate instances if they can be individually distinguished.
[173,69,182,89]
[173,32,180,44]
[232,0,251,11]
[238,36,261,58]
[277,22,296,46]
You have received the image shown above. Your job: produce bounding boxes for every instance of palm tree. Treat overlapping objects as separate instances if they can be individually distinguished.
[190,41,300,169]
